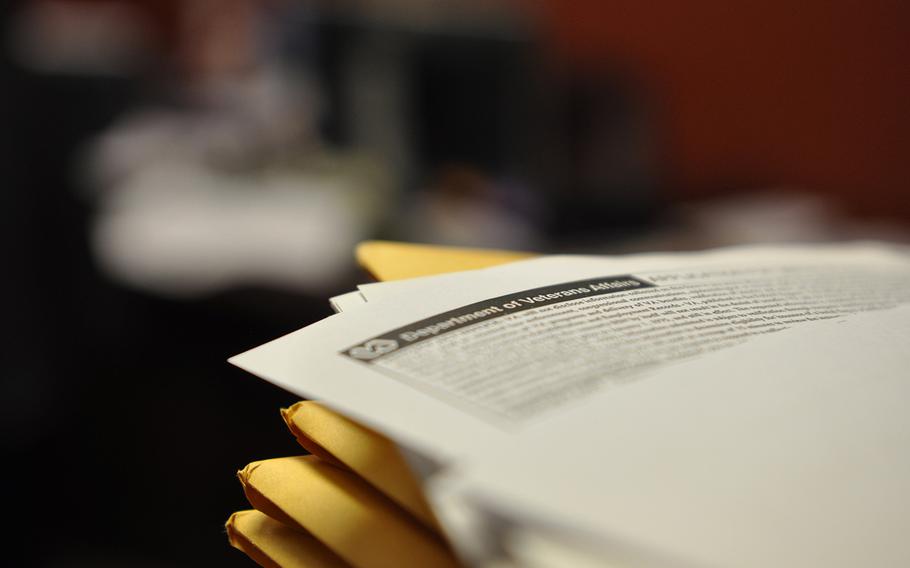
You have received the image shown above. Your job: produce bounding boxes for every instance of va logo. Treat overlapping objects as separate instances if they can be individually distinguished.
[348,338,399,360]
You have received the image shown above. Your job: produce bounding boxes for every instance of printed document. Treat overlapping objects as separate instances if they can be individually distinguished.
[433,304,910,567]
[231,243,910,462]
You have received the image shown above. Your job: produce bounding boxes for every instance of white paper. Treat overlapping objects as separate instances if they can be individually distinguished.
[232,242,910,566]
[329,290,368,313]
[231,243,909,462]
[438,305,910,567]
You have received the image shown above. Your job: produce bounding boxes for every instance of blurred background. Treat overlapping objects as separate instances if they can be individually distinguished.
[2,0,908,565]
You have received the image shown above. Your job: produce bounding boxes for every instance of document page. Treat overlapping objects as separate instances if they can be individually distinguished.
[437,304,910,568]
[350,252,910,423]
[230,243,910,462]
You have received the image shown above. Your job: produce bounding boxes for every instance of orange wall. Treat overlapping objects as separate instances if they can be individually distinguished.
[543,0,910,219]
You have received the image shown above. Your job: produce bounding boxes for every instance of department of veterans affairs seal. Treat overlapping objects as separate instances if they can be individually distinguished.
[348,338,399,360]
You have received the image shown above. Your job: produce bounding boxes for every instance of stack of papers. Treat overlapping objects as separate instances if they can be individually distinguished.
[228,240,910,567]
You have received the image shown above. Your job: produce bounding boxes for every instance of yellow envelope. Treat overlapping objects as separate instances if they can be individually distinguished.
[356,240,534,282]
[226,509,349,568]
[228,242,533,567]
[282,401,441,532]
[238,455,460,568]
